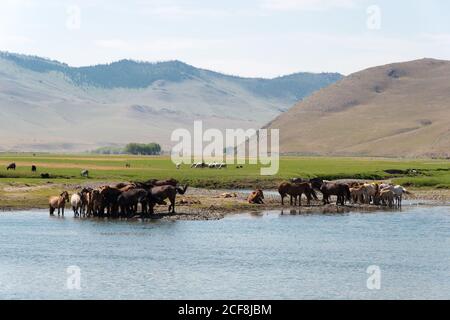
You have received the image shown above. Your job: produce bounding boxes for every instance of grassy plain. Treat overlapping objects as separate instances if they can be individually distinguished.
[0,153,448,210]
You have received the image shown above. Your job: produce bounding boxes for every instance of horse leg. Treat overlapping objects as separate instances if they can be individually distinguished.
[169,196,176,214]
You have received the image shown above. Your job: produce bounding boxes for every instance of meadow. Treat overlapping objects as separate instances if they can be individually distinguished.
[0,153,449,189]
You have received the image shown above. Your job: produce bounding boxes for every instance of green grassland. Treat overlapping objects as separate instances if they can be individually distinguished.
[0,153,449,189]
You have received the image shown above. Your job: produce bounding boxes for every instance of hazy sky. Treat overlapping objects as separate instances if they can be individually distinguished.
[1,0,450,77]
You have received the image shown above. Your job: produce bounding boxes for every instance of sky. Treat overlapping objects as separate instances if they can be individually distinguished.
[1,0,450,77]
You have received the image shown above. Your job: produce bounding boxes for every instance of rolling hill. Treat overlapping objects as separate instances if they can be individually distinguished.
[0,52,341,152]
[266,58,450,158]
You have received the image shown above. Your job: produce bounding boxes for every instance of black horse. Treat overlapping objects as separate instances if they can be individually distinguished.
[6,163,16,170]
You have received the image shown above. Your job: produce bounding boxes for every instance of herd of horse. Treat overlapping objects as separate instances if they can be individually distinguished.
[6,162,410,217]
[276,178,411,208]
[49,179,188,218]
[49,177,411,219]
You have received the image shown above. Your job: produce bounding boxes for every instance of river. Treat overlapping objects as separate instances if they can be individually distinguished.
[0,205,449,299]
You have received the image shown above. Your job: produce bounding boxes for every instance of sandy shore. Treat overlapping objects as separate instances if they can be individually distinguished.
[1,182,449,221]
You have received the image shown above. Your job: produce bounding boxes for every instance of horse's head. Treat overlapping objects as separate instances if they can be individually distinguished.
[257,189,264,199]
[310,178,324,190]
[60,191,69,201]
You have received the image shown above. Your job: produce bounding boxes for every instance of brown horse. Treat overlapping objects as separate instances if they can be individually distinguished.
[318,182,351,205]
[99,186,122,217]
[6,163,16,170]
[278,182,318,206]
[248,189,265,204]
[150,184,188,214]
[49,191,69,216]
[145,178,179,187]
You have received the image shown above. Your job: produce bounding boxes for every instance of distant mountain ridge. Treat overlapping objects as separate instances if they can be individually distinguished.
[266,58,450,158]
[0,51,342,151]
[0,51,340,95]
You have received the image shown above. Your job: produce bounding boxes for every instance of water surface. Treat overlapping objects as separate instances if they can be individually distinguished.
[0,206,449,299]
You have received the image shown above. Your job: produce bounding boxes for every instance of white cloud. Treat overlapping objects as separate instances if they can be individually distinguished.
[261,0,358,11]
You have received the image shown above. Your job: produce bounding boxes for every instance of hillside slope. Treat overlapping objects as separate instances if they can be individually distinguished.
[266,58,450,158]
[0,52,341,151]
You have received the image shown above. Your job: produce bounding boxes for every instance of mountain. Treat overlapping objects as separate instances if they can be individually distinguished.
[0,52,342,151]
[266,58,450,158]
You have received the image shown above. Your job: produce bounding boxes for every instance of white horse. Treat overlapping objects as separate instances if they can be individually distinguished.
[70,193,83,217]
[380,185,411,207]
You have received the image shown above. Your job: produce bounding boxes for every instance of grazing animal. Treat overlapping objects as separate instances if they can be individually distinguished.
[310,178,325,190]
[49,191,69,216]
[87,189,102,216]
[248,189,265,204]
[6,163,16,170]
[380,189,396,208]
[350,186,368,204]
[117,188,150,218]
[79,188,92,216]
[31,165,37,172]
[278,182,318,206]
[144,178,179,187]
[290,178,309,184]
[318,182,351,206]
[40,173,50,179]
[70,193,83,217]
[380,185,411,207]
[81,170,89,178]
[99,186,122,217]
[151,184,188,214]
[176,163,181,169]
[125,163,131,168]
[363,183,379,204]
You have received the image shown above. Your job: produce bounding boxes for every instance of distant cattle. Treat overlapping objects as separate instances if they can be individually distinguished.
[41,173,51,179]
[31,165,37,172]
[81,170,89,178]
[6,163,16,170]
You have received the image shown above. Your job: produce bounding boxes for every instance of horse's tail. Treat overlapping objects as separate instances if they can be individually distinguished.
[176,185,188,195]
[403,188,413,195]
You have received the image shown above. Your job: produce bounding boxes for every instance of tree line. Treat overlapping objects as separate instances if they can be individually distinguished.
[91,143,161,155]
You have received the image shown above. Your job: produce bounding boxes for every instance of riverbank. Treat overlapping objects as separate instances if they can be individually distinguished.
[1,181,449,221]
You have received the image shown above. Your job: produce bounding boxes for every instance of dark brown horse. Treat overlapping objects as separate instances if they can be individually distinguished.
[6,163,16,170]
[145,178,179,187]
[317,182,351,205]
[278,182,318,206]
[99,186,123,217]
[150,184,188,214]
